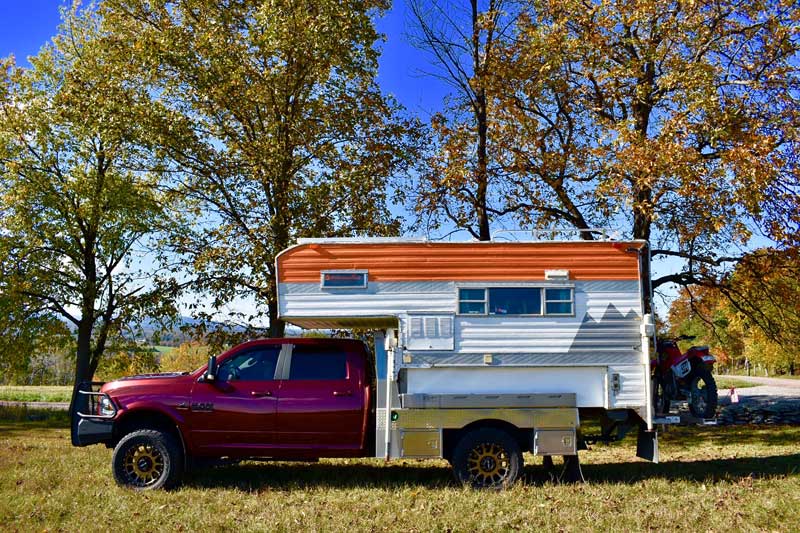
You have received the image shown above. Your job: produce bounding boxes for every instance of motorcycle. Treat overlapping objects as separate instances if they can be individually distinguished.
[653,335,718,419]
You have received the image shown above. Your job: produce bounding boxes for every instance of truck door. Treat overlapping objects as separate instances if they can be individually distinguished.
[189,344,282,454]
[276,344,363,451]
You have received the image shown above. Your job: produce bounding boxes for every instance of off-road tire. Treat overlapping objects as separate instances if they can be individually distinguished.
[687,365,718,419]
[654,376,671,415]
[112,429,183,491]
[452,428,522,489]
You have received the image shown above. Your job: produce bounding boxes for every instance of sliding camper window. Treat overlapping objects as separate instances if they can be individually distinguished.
[458,288,486,314]
[544,288,574,315]
[458,287,573,316]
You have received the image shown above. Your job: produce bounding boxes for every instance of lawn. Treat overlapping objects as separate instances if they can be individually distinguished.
[0,385,72,403]
[1,407,798,532]
[713,377,757,390]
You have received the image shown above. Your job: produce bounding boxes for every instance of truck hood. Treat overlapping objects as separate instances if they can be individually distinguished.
[118,372,190,381]
[100,372,193,395]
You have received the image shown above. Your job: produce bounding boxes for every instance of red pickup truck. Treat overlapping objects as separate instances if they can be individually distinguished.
[73,338,374,490]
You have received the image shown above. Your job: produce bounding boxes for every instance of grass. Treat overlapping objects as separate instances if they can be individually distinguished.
[714,377,757,390]
[1,406,799,532]
[0,386,71,403]
[154,345,175,354]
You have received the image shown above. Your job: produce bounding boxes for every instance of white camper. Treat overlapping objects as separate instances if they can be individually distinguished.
[276,236,661,484]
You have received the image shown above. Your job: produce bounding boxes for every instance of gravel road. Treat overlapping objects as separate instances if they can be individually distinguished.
[716,375,800,425]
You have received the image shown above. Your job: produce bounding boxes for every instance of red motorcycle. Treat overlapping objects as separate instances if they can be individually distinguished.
[653,335,718,419]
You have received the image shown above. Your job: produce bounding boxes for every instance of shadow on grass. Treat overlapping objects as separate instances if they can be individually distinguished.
[184,452,800,491]
[0,405,70,432]
[186,460,456,491]
[657,425,800,447]
[529,454,800,486]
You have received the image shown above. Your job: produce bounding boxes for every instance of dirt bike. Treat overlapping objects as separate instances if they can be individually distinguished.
[653,335,718,419]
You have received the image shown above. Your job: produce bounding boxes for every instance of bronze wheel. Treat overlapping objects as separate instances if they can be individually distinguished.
[112,429,183,491]
[453,428,522,489]
[466,442,511,487]
[122,443,165,488]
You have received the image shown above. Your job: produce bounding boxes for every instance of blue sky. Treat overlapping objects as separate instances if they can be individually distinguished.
[0,1,63,64]
[1,0,687,316]
[0,0,448,117]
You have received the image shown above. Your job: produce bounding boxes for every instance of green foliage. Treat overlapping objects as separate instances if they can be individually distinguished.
[669,248,800,374]
[159,341,209,373]
[101,0,423,336]
[95,345,160,381]
[0,4,179,386]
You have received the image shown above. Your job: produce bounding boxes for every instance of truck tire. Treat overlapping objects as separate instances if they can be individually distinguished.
[112,429,183,490]
[687,365,718,419]
[452,428,522,489]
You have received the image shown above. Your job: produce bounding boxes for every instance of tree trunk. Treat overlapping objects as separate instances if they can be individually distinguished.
[69,317,94,445]
[472,0,491,242]
[268,297,286,338]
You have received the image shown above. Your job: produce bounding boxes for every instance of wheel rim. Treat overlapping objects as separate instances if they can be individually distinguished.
[122,443,165,487]
[466,442,511,487]
[691,377,708,413]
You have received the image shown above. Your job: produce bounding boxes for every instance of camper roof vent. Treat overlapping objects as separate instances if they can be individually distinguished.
[545,269,570,280]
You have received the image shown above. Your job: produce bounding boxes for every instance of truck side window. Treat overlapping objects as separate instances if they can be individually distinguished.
[289,346,347,380]
[218,347,280,381]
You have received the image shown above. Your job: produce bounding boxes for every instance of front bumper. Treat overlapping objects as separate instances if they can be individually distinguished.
[71,382,116,447]
[75,417,114,446]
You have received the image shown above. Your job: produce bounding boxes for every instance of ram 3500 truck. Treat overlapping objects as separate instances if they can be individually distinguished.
[74,338,376,490]
[75,237,667,491]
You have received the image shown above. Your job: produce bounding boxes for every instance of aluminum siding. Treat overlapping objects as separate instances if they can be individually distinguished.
[277,241,643,282]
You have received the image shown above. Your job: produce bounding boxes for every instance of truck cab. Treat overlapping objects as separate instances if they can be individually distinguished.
[74,338,374,490]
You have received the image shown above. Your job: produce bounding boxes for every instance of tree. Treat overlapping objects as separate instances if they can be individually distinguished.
[102,0,421,336]
[668,248,800,374]
[409,0,520,240]
[0,5,177,417]
[512,0,799,309]
[159,341,209,373]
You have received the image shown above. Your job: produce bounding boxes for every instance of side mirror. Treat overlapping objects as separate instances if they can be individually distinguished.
[204,355,217,382]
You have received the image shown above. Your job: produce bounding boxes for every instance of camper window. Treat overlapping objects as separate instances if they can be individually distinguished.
[458,288,486,314]
[488,288,541,315]
[320,270,368,289]
[457,287,574,316]
[544,288,574,315]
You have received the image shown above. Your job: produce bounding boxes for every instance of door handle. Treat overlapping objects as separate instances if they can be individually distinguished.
[250,391,273,397]
[333,390,352,397]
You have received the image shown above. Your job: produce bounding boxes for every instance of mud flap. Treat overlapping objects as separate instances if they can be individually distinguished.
[636,427,659,463]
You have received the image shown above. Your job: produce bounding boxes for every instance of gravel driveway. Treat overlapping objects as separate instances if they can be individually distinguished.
[716,375,800,425]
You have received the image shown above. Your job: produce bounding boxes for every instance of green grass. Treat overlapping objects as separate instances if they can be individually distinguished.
[153,345,175,354]
[714,377,757,390]
[0,386,71,403]
[1,407,798,532]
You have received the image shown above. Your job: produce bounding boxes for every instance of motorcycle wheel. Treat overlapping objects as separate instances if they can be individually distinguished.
[654,377,671,415]
[687,366,718,419]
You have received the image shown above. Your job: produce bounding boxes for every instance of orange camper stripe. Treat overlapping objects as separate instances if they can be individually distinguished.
[278,242,643,283]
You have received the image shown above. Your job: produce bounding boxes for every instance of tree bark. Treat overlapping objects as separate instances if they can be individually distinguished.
[472,0,491,241]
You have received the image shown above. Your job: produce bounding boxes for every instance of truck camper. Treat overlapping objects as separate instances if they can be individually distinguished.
[276,234,661,484]
[76,233,681,490]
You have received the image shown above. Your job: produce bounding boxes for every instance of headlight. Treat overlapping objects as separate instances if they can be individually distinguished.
[98,396,116,417]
